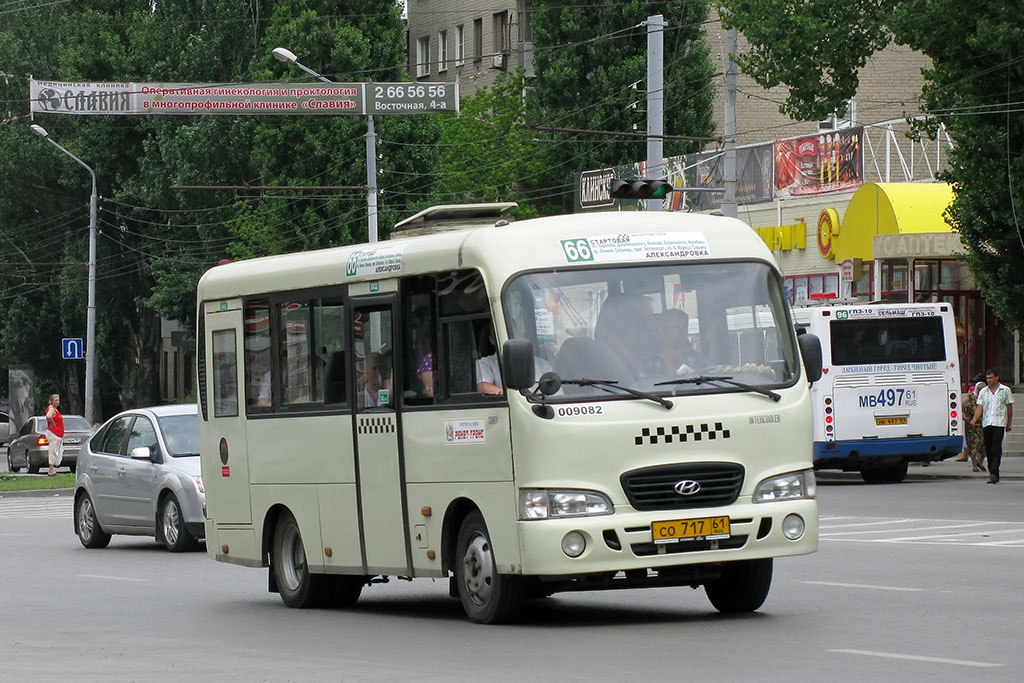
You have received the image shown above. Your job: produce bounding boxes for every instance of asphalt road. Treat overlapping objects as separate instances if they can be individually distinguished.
[1,470,1022,682]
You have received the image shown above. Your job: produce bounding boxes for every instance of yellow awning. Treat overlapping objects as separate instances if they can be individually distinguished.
[836,182,955,261]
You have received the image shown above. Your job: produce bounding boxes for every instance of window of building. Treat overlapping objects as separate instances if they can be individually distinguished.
[819,98,855,131]
[438,30,448,72]
[783,274,840,305]
[473,18,483,62]
[455,24,465,67]
[517,0,532,42]
[416,35,430,78]
[493,11,509,55]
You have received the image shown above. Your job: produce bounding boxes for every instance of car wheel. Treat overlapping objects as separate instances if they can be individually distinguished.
[455,510,525,624]
[160,495,199,552]
[272,510,330,608]
[704,558,773,613]
[76,494,111,549]
[6,450,18,473]
[24,453,39,475]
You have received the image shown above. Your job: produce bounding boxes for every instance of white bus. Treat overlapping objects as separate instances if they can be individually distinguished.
[792,302,963,483]
[196,205,822,623]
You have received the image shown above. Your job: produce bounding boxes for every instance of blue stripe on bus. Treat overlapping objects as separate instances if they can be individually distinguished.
[813,436,963,461]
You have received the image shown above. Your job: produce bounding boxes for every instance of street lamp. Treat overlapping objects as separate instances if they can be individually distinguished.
[30,124,98,425]
[272,46,379,243]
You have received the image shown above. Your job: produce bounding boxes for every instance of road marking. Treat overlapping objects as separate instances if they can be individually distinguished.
[818,519,912,529]
[0,499,72,519]
[77,574,146,583]
[799,581,925,592]
[881,527,1024,542]
[828,648,1003,668]
[820,522,992,537]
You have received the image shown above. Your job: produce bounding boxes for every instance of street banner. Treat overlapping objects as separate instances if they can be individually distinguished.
[773,127,863,197]
[30,79,459,116]
[678,143,773,210]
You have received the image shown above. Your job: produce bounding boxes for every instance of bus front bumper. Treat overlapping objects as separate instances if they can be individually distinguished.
[514,498,817,578]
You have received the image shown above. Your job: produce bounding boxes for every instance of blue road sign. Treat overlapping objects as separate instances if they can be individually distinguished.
[62,338,84,360]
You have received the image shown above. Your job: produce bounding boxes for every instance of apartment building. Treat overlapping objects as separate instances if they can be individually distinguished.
[406,1,530,93]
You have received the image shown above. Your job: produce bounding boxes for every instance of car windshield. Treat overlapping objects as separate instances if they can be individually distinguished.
[63,416,92,431]
[157,414,200,456]
[503,261,799,400]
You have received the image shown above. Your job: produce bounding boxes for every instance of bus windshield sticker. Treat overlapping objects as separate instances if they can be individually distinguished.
[345,243,407,277]
[560,233,710,264]
[444,418,487,445]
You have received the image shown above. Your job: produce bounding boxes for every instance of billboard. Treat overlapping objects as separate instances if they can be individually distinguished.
[774,127,863,197]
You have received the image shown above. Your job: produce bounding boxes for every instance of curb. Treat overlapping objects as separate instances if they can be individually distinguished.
[0,488,74,499]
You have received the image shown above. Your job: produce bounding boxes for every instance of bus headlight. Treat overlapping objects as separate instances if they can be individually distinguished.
[753,470,816,503]
[519,490,613,520]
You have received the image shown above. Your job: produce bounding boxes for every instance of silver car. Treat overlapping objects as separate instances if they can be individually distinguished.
[1,410,10,447]
[74,404,205,552]
[7,414,93,474]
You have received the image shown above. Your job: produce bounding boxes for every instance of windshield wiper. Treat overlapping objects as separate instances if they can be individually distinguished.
[559,378,673,410]
[655,375,781,402]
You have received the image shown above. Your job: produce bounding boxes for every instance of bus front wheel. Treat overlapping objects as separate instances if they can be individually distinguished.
[704,558,773,613]
[455,511,525,624]
[272,511,330,608]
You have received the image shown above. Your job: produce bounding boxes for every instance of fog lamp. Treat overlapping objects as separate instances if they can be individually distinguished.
[561,531,586,558]
[782,514,805,540]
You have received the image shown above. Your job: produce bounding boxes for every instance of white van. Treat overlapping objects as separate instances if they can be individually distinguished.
[197,205,822,623]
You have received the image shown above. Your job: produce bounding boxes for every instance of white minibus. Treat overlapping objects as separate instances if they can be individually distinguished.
[792,302,963,483]
[196,204,822,623]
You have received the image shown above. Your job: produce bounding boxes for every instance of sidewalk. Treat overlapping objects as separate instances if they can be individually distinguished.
[819,454,1024,482]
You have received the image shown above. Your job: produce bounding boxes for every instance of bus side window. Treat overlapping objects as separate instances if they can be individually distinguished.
[243,299,272,413]
[316,298,347,406]
[402,277,436,406]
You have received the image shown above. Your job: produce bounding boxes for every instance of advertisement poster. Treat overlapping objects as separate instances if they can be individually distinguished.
[774,127,864,197]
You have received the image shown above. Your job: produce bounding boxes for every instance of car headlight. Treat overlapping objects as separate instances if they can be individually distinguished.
[193,477,204,494]
[519,490,613,520]
[753,469,816,503]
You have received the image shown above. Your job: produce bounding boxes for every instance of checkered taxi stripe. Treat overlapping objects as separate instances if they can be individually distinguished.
[634,422,731,445]
[358,416,395,434]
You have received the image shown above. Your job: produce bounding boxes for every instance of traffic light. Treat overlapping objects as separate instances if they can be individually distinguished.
[609,178,674,200]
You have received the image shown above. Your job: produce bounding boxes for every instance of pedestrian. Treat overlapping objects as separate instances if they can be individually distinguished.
[970,369,1014,484]
[44,393,64,476]
[959,374,986,471]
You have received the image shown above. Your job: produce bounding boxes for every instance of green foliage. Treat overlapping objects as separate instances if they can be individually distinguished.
[429,71,546,217]
[0,0,428,418]
[719,0,1024,329]
[530,0,717,211]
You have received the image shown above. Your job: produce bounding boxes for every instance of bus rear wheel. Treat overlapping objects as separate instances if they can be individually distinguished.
[704,558,773,613]
[272,511,330,608]
[455,511,525,624]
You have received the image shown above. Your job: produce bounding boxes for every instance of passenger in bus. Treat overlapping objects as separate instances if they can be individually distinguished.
[360,352,386,407]
[659,309,705,374]
[593,294,654,380]
[256,370,272,408]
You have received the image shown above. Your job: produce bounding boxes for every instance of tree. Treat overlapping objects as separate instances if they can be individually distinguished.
[0,0,432,417]
[718,0,1024,329]
[530,0,717,212]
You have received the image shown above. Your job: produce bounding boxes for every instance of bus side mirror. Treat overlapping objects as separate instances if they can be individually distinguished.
[502,339,536,391]
[798,333,823,383]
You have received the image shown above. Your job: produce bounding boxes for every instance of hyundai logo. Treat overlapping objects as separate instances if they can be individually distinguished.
[674,480,701,496]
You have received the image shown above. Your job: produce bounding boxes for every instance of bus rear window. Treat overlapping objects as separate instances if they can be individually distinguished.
[830,317,945,365]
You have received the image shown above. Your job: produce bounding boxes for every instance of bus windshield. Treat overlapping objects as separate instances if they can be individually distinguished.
[829,317,945,365]
[503,261,799,399]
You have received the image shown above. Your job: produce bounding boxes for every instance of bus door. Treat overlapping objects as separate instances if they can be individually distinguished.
[203,302,252,525]
[351,296,411,575]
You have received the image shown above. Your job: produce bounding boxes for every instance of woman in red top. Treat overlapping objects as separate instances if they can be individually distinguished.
[44,394,64,476]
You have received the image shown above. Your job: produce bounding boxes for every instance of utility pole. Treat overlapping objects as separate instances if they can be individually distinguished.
[722,27,738,218]
[646,14,665,212]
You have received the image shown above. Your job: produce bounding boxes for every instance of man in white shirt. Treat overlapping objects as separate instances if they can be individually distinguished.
[971,369,1014,483]
[476,328,552,396]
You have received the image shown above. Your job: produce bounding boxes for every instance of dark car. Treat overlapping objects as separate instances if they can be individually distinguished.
[0,411,10,447]
[6,415,93,474]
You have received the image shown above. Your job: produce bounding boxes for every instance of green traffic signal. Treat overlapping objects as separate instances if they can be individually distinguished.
[608,178,673,200]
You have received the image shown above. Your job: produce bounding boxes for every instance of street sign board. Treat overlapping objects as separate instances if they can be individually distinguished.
[30,79,460,116]
[62,338,84,360]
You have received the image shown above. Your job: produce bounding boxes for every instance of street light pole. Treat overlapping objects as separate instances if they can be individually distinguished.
[30,124,98,424]
[272,47,378,243]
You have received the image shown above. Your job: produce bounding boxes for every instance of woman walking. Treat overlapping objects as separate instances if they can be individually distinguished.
[961,375,986,471]
[44,394,64,476]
